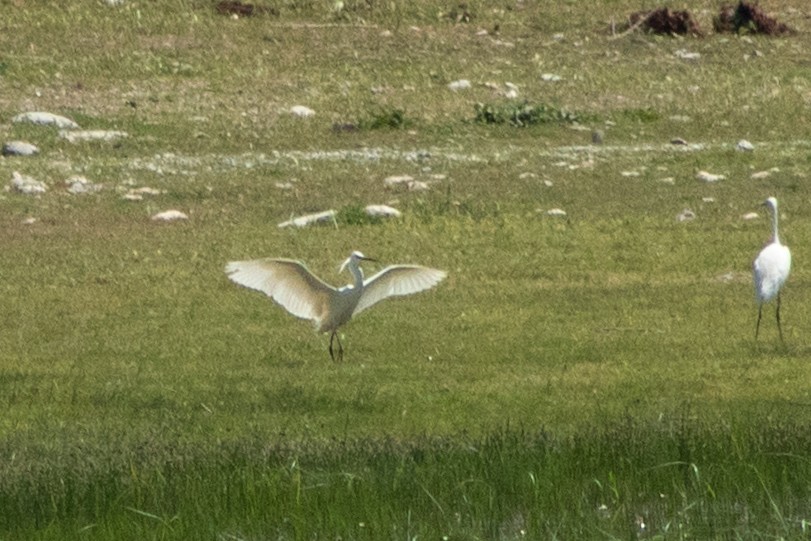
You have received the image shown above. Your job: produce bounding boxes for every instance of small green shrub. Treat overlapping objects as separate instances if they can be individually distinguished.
[360,107,408,130]
[473,101,581,126]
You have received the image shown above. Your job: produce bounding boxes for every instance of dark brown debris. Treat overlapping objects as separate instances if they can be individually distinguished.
[215,1,278,17]
[628,7,703,36]
[714,2,793,35]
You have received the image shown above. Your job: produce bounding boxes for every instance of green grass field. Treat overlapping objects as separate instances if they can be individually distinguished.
[3,1,811,539]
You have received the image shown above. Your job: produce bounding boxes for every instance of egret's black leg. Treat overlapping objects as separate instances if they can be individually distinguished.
[756,304,763,339]
[329,331,344,362]
[777,293,784,343]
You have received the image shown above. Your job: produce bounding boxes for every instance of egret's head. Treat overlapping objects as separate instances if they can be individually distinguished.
[340,251,376,274]
[763,196,778,211]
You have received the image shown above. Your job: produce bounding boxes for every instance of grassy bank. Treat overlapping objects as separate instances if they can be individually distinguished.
[2,0,811,539]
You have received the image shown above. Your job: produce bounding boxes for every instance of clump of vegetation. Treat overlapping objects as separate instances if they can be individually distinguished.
[336,203,382,225]
[360,107,408,130]
[473,101,581,126]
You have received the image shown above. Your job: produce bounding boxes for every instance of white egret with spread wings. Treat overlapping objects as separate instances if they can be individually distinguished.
[225,251,446,360]
[753,196,791,342]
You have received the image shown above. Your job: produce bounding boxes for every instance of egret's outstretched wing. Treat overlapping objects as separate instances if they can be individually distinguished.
[354,265,446,316]
[225,259,336,325]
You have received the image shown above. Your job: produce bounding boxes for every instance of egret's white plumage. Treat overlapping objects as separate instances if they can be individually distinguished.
[225,251,446,360]
[753,196,791,341]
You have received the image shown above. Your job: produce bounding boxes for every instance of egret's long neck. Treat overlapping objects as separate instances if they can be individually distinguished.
[771,205,781,244]
[349,262,364,289]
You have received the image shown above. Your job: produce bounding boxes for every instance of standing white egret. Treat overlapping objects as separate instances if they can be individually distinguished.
[225,251,446,361]
[753,196,791,341]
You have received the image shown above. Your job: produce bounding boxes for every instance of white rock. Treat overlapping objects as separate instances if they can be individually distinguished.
[151,210,189,221]
[540,73,562,82]
[676,209,696,222]
[364,204,401,218]
[131,186,165,196]
[383,174,414,188]
[736,139,755,152]
[277,210,336,228]
[122,193,143,201]
[621,170,641,177]
[702,197,716,203]
[674,49,700,60]
[10,171,47,194]
[696,170,725,183]
[2,141,39,156]
[12,111,80,129]
[742,212,759,220]
[289,105,315,117]
[65,175,102,194]
[59,130,128,143]
[448,79,471,91]
[21,217,37,225]
[546,208,567,217]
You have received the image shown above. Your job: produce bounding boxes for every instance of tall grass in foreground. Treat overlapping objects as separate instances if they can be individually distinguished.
[3,417,811,540]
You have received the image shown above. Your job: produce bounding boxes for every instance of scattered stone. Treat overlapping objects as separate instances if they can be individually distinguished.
[627,8,703,36]
[736,139,755,152]
[751,168,779,179]
[621,170,641,177]
[383,174,430,191]
[742,212,759,220]
[677,209,696,222]
[674,49,701,60]
[714,2,793,35]
[591,130,604,144]
[702,197,716,203]
[59,130,128,143]
[152,209,189,222]
[9,171,47,194]
[696,170,725,183]
[65,175,102,194]
[21,217,38,225]
[331,122,358,133]
[121,186,165,200]
[364,204,401,218]
[12,111,80,129]
[545,208,567,217]
[448,79,472,91]
[2,141,39,156]
[503,82,519,99]
[277,210,337,228]
[540,73,562,82]
[383,174,414,188]
[289,105,315,117]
